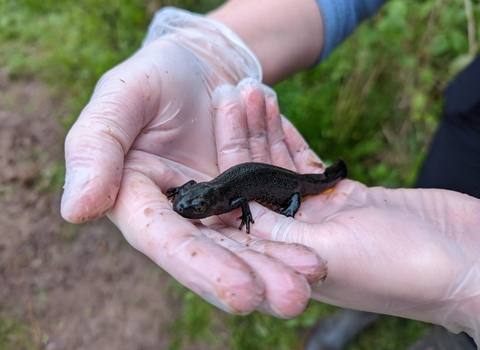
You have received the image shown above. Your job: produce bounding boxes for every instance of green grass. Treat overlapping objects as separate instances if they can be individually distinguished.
[168,288,224,350]
[1,0,478,349]
[277,0,479,187]
[0,316,35,350]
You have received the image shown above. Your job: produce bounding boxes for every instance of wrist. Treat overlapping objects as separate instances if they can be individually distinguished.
[443,295,480,346]
[433,193,480,343]
[208,0,323,85]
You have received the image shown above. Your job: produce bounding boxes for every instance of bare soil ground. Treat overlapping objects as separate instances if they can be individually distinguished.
[0,71,226,350]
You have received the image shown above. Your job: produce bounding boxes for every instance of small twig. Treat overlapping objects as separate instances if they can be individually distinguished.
[464,0,478,56]
[419,0,442,47]
[23,295,42,348]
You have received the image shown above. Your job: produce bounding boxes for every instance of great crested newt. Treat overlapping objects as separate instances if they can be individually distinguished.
[166,159,347,234]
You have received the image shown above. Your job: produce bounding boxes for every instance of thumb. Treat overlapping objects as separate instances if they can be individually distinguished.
[61,55,158,223]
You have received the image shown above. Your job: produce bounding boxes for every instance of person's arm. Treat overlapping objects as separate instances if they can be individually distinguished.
[208,0,323,84]
[208,0,388,85]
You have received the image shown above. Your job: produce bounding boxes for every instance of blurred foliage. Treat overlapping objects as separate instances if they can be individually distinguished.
[276,0,480,187]
[168,288,223,350]
[0,316,35,350]
[225,303,338,350]
[0,0,478,349]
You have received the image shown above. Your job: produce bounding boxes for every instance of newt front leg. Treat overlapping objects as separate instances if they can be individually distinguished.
[166,180,198,201]
[231,198,255,234]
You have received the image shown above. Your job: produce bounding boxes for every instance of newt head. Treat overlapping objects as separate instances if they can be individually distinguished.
[171,182,216,219]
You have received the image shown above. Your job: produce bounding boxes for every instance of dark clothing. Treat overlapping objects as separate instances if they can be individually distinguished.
[416,55,480,200]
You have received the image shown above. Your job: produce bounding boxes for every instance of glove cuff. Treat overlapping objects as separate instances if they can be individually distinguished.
[143,7,262,83]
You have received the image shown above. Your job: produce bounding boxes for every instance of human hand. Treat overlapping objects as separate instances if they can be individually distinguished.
[62,7,262,223]
[215,81,480,342]
[61,8,328,317]
[248,181,480,340]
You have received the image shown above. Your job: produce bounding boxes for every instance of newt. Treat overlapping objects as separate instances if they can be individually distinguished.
[166,159,347,234]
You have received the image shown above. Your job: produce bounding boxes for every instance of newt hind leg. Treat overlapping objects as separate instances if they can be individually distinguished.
[276,193,301,217]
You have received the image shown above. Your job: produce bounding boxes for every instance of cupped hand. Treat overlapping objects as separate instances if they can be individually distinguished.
[61,11,328,317]
[216,80,480,341]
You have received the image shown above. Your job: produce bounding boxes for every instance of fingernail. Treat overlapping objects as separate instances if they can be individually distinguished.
[212,84,239,108]
[237,77,259,90]
[61,167,91,215]
[262,84,277,100]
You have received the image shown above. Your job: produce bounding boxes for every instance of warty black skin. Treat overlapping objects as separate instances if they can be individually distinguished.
[166,159,347,234]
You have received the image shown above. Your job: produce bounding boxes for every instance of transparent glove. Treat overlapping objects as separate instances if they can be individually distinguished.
[61,8,328,318]
[214,80,480,345]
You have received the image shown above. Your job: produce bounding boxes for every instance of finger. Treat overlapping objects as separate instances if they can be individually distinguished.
[263,86,296,171]
[204,228,311,318]
[213,84,252,172]
[237,78,270,163]
[221,229,328,285]
[281,117,326,174]
[61,52,159,223]
[108,165,265,314]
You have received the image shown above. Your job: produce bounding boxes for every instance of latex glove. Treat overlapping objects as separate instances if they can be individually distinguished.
[61,8,327,318]
[214,81,480,345]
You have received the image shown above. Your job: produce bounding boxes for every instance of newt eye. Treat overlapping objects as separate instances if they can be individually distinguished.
[193,201,206,213]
